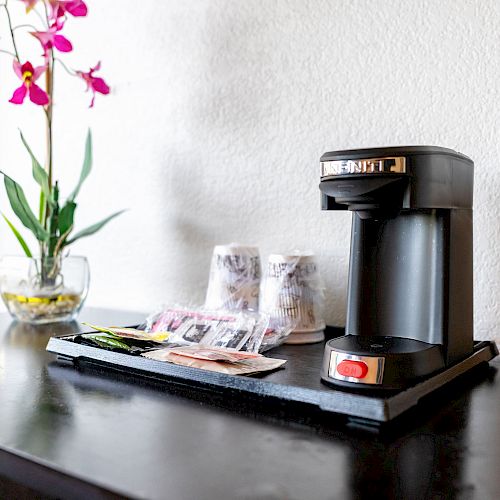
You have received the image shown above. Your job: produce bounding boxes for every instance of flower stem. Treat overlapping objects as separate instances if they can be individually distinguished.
[1,1,20,61]
[43,0,54,192]
[31,3,48,27]
[54,57,77,77]
[0,48,16,57]
[13,23,39,31]
[45,57,54,189]
[41,0,55,264]
[41,56,54,263]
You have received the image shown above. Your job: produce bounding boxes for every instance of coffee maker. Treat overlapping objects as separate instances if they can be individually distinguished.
[320,146,474,390]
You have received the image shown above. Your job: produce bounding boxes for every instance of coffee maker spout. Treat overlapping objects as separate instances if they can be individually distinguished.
[320,173,409,219]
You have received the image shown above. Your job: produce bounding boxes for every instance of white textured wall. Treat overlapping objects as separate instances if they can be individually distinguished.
[0,0,499,341]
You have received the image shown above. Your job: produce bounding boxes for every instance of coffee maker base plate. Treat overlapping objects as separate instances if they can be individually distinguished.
[284,329,325,345]
[321,335,447,390]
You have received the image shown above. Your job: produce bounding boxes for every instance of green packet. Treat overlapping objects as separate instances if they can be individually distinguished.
[82,323,170,343]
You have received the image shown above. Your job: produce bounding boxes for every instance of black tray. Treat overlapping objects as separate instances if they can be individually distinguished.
[46,328,498,424]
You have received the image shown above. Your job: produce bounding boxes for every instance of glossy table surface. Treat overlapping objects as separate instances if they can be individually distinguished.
[0,308,499,500]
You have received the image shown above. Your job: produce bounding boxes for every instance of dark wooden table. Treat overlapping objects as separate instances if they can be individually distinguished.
[0,308,499,500]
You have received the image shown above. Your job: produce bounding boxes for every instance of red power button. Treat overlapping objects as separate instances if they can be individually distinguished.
[337,360,369,379]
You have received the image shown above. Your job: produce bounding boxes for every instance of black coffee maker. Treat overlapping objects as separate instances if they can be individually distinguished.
[320,146,474,390]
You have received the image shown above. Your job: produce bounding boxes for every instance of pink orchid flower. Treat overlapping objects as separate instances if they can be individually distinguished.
[31,22,73,57]
[9,60,49,106]
[20,0,39,12]
[49,0,88,21]
[76,62,110,108]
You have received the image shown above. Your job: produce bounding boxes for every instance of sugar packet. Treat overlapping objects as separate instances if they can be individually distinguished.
[142,348,286,375]
[166,346,261,362]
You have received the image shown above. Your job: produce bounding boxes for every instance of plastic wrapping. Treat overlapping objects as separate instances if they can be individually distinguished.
[260,251,325,343]
[147,307,256,349]
[146,305,293,353]
[204,243,261,311]
[258,317,296,352]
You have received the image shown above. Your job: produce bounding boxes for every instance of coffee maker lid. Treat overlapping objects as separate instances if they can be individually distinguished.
[321,146,472,163]
[320,145,474,211]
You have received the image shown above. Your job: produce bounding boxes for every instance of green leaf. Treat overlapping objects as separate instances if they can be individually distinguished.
[58,201,76,236]
[85,334,132,351]
[68,130,92,202]
[82,322,121,338]
[19,130,55,208]
[66,209,125,245]
[48,182,60,256]
[4,176,49,242]
[1,213,33,257]
[38,190,45,224]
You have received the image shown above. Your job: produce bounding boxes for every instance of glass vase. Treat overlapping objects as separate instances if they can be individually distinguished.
[0,255,90,324]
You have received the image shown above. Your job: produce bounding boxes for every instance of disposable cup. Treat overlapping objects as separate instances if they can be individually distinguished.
[205,243,261,311]
[261,252,325,344]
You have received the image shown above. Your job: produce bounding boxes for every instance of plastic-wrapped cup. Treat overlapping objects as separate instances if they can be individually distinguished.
[261,252,325,344]
[205,244,261,311]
